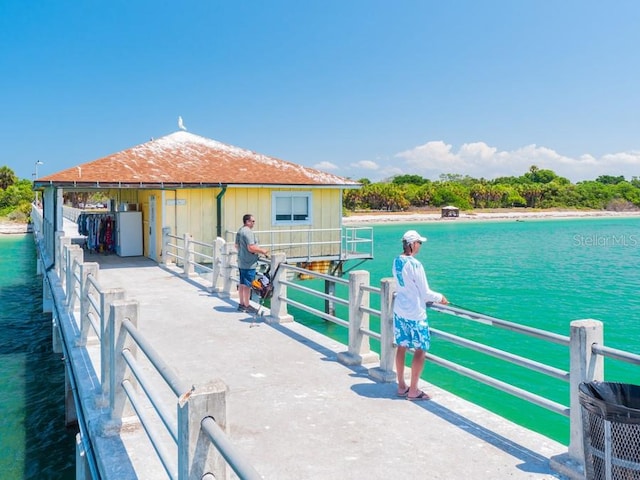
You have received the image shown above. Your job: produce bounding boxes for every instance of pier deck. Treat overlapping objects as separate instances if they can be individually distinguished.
[72,251,574,480]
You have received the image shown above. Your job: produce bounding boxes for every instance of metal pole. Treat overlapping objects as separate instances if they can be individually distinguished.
[34,160,43,204]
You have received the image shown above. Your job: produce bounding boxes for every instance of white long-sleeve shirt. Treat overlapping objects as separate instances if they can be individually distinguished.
[392,254,443,321]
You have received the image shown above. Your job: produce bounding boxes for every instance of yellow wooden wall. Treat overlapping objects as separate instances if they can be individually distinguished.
[224,187,343,258]
[103,186,344,261]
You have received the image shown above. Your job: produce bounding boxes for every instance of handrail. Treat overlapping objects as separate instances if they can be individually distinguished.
[223,225,374,261]
[44,234,263,479]
[84,274,102,338]
[276,263,574,415]
[428,303,571,346]
[200,417,263,480]
[49,224,640,477]
[118,316,190,478]
[430,328,570,381]
[260,257,638,466]
[591,343,640,365]
[32,213,101,479]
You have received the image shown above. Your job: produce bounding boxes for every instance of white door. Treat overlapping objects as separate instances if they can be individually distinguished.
[148,195,156,259]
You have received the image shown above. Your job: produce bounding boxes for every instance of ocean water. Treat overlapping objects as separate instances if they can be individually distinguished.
[0,235,75,479]
[289,216,640,445]
[1,218,637,476]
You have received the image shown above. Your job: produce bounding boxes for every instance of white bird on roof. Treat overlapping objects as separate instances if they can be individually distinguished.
[178,116,187,131]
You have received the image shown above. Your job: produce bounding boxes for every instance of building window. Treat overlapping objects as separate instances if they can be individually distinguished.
[272,192,312,225]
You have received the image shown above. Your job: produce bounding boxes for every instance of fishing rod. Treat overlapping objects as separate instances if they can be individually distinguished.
[426,301,568,345]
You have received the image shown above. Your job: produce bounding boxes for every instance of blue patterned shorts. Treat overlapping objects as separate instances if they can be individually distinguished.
[394,313,431,351]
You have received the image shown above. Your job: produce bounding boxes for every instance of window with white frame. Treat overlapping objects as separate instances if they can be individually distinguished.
[272,191,312,225]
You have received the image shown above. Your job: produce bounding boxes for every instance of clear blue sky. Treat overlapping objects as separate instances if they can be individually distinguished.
[2,1,639,183]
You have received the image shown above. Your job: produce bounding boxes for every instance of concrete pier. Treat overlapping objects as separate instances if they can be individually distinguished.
[67,253,574,479]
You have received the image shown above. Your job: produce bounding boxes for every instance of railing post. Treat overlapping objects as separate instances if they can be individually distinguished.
[568,319,604,466]
[52,312,62,354]
[177,379,229,480]
[57,234,70,280]
[211,237,225,293]
[184,233,195,277]
[267,252,293,324]
[109,300,139,422]
[220,242,236,298]
[78,262,100,346]
[41,258,53,313]
[162,227,172,265]
[369,277,397,382]
[75,434,91,480]
[338,270,379,366]
[66,245,84,308]
[99,288,127,405]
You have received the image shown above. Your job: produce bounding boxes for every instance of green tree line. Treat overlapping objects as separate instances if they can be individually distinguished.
[3,163,639,221]
[344,166,640,212]
[0,166,35,221]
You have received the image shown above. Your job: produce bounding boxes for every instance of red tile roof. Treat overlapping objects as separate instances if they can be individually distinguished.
[36,131,359,188]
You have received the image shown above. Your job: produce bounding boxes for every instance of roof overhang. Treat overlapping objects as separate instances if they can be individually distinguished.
[35,181,362,190]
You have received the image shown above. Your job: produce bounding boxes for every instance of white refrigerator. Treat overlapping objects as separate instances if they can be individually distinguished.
[116,211,143,257]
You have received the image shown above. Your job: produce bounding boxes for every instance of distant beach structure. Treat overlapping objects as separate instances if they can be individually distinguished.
[441,205,460,218]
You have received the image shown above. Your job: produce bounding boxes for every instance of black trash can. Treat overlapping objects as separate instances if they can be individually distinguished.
[579,381,640,480]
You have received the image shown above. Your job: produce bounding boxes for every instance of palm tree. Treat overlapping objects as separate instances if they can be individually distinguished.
[0,166,17,190]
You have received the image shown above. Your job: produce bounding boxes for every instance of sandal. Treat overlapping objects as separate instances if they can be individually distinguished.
[396,387,410,397]
[407,390,431,401]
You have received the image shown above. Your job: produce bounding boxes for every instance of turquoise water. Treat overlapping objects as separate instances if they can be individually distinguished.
[289,217,640,445]
[1,218,637,473]
[0,235,75,479]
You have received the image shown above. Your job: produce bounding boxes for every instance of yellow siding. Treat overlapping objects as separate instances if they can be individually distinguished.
[97,186,343,261]
[223,187,343,259]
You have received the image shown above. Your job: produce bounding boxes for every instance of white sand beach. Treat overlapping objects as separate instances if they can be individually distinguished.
[342,208,640,225]
[3,209,639,234]
[0,221,32,234]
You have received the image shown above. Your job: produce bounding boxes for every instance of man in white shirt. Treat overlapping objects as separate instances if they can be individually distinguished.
[392,230,449,400]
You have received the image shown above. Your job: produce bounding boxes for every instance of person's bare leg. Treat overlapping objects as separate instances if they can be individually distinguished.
[239,284,250,307]
[408,349,426,398]
[395,346,408,395]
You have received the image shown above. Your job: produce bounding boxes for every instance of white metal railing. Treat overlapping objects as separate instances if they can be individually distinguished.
[63,205,84,223]
[223,226,374,261]
[161,226,373,298]
[50,223,640,477]
[31,204,55,265]
[255,252,640,470]
[162,230,235,294]
[37,234,261,479]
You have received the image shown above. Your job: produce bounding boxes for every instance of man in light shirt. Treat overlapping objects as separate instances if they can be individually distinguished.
[392,230,449,401]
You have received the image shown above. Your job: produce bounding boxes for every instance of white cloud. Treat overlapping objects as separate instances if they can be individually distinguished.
[350,160,379,170]
[389,141,640,182]
[314,161,338,170]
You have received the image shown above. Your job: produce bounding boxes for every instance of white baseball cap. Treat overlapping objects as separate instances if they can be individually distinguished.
[402,230,427,244]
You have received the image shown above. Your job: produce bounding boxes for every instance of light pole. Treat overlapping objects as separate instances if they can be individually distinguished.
[34,161,43,205]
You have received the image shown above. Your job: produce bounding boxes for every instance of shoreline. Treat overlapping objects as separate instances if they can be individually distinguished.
[3,209,639,233]
[342,209,640,225]
[0,222,32,235]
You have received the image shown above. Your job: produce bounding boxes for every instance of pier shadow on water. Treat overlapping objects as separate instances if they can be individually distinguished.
[0,280,76,478]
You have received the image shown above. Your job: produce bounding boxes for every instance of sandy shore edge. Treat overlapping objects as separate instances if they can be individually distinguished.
[2,210,639,233]
[342,209,640,225]
[0,222,33,234]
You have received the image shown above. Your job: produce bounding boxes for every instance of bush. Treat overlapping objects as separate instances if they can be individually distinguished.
[8,209,28,222]
[606,199,639,212]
